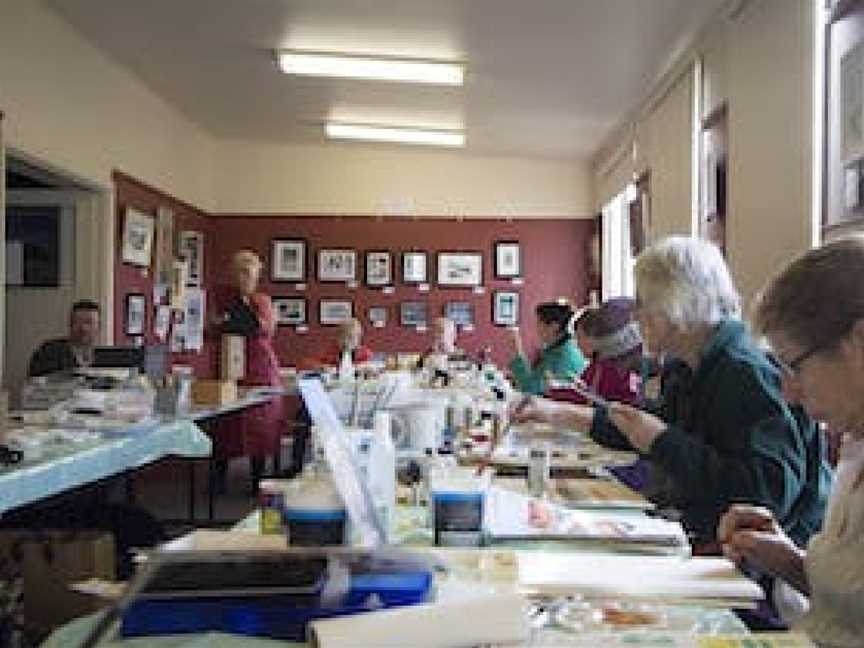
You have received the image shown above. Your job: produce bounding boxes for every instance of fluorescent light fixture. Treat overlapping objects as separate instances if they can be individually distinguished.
[325,122,465,147]
[277,50,464,85]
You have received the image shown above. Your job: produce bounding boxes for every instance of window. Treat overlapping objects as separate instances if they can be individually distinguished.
[601,189,635,300]
[6,205,62,287]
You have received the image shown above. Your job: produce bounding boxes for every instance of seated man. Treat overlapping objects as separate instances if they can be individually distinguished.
[28,299,101,377]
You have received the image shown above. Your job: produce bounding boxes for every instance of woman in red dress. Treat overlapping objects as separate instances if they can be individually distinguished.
[212,249,283,492]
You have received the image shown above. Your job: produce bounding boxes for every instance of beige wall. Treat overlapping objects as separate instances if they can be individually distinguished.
[594,0,817,308]
[0,0,215,210]
[211,139,593,217]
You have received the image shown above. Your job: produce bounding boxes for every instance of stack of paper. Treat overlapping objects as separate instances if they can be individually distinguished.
[516,552,764,605]
[485,486,685,547]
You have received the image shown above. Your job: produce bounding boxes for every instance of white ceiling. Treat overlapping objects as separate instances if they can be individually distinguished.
[47,0,726,160]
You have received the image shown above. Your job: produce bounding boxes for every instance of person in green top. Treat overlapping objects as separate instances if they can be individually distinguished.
[515,236,830,549]
[507,300,588,395]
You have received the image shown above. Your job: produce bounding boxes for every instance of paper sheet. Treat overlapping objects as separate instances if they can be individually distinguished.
[516,552,764,602]
[309,593,529,648]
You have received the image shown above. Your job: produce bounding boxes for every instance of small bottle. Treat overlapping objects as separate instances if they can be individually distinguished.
[527,445,550,498]
[338,350,354,382]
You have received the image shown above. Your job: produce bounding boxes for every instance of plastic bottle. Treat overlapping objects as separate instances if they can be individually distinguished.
[338,349,354,382]
[369,411,396,542]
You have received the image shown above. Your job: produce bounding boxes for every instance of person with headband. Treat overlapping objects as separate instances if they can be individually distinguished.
[514,237,830,552]
[718,236,864,645]
[506,299,588,395]
[211,249,284,492]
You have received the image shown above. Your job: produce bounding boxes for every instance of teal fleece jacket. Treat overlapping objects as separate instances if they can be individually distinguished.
[591,319,831,546]
[509,336,587,395]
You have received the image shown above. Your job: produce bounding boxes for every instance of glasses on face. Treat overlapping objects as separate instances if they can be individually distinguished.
[773,338,835,378]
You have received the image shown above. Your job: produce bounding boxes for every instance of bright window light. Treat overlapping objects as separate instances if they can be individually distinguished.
[325,123,465,147]
[277,51,464,86]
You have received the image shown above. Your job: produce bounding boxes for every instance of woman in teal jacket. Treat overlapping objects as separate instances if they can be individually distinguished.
[508,300,587,395]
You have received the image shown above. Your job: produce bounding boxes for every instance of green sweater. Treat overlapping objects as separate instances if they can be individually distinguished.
[591,319,831,546]
[509,336,587,395]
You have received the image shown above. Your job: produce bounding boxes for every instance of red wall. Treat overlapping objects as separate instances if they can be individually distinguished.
[209,216,593,367]
[113,173,593,374]
[113,172,216,375]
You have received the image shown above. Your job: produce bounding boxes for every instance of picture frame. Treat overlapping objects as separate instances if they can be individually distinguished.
[125,293,147,336]
[121,208,155,268]
[271,239,306,282]
[273,297,307,325]
[154,206,175,284]
[401,251,428,284]
[841,42,864,165]
[318,248,357,282]
[493,290,520,327]
[368,306,388,327]
[183,287,206,352]
[365,250,393,287]
[494,241,522,278]
[153,305,171,341]
[400,301,428,328]
[178,230,204,286]
[319,299,353,325]
[437,251,483,287]
[444,301,474,327]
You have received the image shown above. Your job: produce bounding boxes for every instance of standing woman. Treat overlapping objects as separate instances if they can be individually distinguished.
[213,250,283,491]
[507,300,587,395]
[720,236,864,646]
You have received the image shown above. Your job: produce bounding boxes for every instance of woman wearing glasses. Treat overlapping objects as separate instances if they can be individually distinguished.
[719,236,864,646]
[515,236,830,550]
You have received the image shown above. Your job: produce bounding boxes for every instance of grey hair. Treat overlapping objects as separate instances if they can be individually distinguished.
[635,236,740,330]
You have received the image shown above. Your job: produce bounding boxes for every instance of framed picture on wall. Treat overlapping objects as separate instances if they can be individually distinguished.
[437,252,483,287]
[273,297,307,325]
[318,249,357,282]
[178,230,204,286]
[494,241,521,278]
[121,208,155,268]
[444,301,474,327]
[401,251,428,284]
[319,299,353,325]
[365,251,393,287]
[271,239,306,282]
[153,305,171,341]
[125,293,147,336]
[400,301,428,328]
[154,206,175,285]
[368,306,388,327]
[493,290,520,327]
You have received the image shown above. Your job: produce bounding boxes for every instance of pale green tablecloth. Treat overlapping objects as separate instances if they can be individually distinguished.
[0,419,211,516]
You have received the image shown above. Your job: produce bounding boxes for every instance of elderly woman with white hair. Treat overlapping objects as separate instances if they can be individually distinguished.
[518,236,830,548]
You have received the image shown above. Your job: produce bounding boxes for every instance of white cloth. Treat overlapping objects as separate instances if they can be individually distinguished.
[795,435,864,647]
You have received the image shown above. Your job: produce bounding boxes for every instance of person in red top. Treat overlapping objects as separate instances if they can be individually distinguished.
[212,249,284,492]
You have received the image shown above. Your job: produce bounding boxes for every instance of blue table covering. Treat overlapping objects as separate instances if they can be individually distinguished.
[0,419,211,516]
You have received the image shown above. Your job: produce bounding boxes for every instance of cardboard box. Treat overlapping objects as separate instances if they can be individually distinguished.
[220,334,246,381]
[0,530,115,639]
[191,379,237,406]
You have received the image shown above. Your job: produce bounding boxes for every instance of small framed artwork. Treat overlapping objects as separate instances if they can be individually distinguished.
[437,252,483,288]
[121,208,155,268]
[494,241,522,278]
[368,306,388,327]
[178,230,204,286]
[273,297,307,325]
[493,290,520,327]
[271,239,307,282]
[319,299,353,325]
[125,293,147,336]
[154,206,175,284]
[365,251,393,287]
[318,249,357,282]
[401,251,428,284]
[444,301,474,327]
[400,301,428,328]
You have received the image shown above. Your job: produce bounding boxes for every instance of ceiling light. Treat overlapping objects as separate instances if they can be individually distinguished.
[325,123,465,147]
[277,50,464,85]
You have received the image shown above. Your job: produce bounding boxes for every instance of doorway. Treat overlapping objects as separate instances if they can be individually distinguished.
[3,156,112,403]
